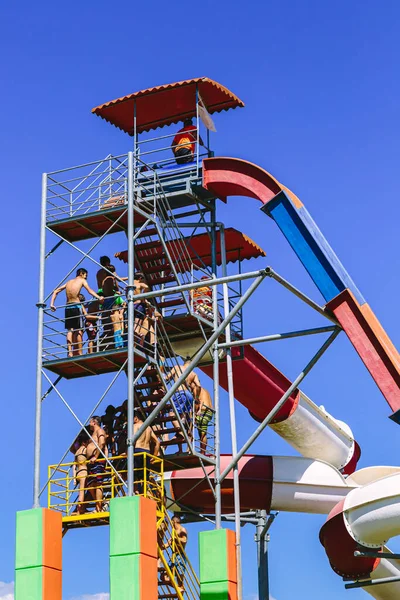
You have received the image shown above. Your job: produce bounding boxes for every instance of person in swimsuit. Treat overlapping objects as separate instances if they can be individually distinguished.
[97,257,127,349]
[133,272,150,342]
[162,515,188,593]
[165,361,196,453]
[70,430,90,515]
[190,276,213,321]
[84,298,100,354]
[133,410,160,495]
[114,400,128,456]
[195,386,214,455]
[102,405,116,456]
[171,118,204,164]
[86,416,107,512]
[50,268,103,357]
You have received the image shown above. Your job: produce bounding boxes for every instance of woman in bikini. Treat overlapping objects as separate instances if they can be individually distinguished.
[70,430,90,515]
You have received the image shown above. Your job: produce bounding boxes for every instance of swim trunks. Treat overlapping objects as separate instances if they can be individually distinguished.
[102,296,117,313]
[134,302,147,319]
[65,304,83,331]
[195,407,214,433]
[172,390,194,416]
[87,461,105,484]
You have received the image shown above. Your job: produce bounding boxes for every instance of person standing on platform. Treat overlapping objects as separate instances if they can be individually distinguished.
[86,416,107,512]
[171,118,204,164]
[50,268,103,357]
[133,410,161,494]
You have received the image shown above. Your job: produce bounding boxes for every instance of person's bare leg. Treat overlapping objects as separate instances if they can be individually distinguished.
[67,330,73,357]
[76,330,83,355]
[96,486,103,512]
[71,331,79,356]
[78,478,86,513]
[200,431,207,454]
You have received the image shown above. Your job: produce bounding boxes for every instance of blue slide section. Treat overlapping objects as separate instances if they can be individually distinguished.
[262,191,365,305]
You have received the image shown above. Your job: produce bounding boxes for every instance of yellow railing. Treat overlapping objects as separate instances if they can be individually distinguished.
[48,453,164,523]
[48,453,200,597]
[157,511,200,600]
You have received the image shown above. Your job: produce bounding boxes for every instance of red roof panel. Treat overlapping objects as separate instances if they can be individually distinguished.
[115,227,265,272]
[92,77,244,135]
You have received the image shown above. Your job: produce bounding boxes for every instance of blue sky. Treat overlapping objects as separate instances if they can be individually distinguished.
[1,1,400,599]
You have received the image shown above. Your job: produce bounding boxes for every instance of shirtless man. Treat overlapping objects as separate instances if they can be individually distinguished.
[100,264,120,348]
[165,360,196,452]
[133,410,161,494]
[195,386,214,455]
[86,416,107,512]
[163,515,188,593]
[133,272,150,340]
[50,268,103,357]
[96,255,127,291]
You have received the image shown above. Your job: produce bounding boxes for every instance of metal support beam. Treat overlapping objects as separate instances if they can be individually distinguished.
[345,576,400,589]
[354,551,400,560]
[219,327,341,483]
[132,273,267,445]
[127,151,135,496]
[265,267,339,325]
[255,510,270,600]
[130,269,267,302]
[211,207,222,529]
[218,325,338,349]
[33,172,48,508]
[220,225,242,599]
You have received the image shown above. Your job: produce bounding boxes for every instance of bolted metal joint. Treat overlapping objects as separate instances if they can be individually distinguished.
[36,302,46,309]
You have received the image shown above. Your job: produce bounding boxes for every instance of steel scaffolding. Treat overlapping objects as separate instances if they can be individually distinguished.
[33,85,348,599]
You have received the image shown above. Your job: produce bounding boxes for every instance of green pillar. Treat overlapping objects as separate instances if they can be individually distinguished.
[109,496,158,600]
[199,529,238,600]
[15,508,62,600]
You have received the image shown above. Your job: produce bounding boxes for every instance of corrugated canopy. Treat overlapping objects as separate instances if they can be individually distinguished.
[92,77,244,135]
[115,227,265,272]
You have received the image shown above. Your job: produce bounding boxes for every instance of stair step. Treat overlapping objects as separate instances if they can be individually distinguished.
[158,595,179,599]
[148,275,177,285]
[135,227,158,239]
[139,368,158,377]
[136,239,163,251]
[160,438,186,447]
[159,427,181,435]
[137,393,165,403]
[151,415,176,424]
[143,263,172,275]
[157,298,186,309]
[139,250,166,262]
[135,380,162,390]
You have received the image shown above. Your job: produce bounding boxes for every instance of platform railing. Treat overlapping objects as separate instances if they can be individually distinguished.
[45,145,207,223]
[48,453,164,522]
[42,295,160,362]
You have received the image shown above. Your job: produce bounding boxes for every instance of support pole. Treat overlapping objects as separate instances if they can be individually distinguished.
[33,172,48,508]
[219,327,341,483]
[220,225,242,599]
[127,151,135,496]
[256,510,269,600]
[211,206,222,529]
